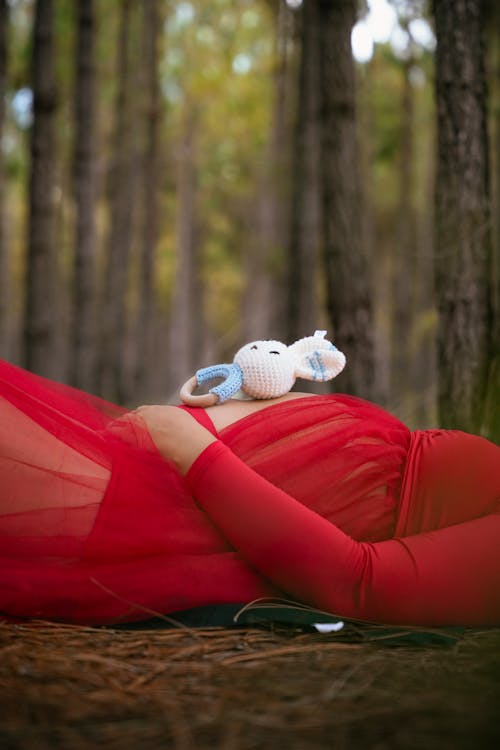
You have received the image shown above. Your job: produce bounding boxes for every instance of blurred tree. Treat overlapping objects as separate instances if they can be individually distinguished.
[242,0,294,343]
[391,15,437,426]
[168,104,203,392]
[0,0,8,357]
[483,0,500,441]
[69,0,97,392]
[360,23,437,426]
[357,55,389,401]
[98,0,138,402]
[318,0,376,399]
[286,0,322,343]
[143,0,278,392]
[392,39,416,405]
[134,0,162,400]
[433,0,495,435]
[23,0,59,379]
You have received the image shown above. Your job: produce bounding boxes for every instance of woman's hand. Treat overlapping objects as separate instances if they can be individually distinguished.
[133,405,216,475]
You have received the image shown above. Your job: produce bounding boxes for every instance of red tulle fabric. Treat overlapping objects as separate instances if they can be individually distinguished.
[1,358,498,625]
[0,360,278,623]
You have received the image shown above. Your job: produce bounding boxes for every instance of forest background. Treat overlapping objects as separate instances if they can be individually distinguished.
[0,0,498,440]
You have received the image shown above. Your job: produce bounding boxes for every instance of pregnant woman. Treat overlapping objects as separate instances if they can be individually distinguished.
[0,357,498,626]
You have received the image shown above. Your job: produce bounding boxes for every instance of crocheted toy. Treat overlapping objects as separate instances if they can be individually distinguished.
[180,330,346,406]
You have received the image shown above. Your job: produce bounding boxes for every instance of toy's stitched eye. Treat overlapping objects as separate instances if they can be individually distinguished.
[269,350,280,355]
[251,344,258,350]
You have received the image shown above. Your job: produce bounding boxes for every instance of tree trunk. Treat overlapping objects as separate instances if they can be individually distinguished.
[433,0,494,434]
[482,0,500,442]
[286,0,322,343]
[318,0,376,398]
[98,0,137,402]
[359,58,391,408]
[0,0,8,358]
[392,54,417,405]
[411,130,438,429]
[168,108,202,394]
[69,0,97,392]
[134,0,161,400]
[242,0,293,344]
[24,0,58,378]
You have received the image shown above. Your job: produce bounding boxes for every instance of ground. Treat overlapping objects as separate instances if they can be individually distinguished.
[1,622,499,749]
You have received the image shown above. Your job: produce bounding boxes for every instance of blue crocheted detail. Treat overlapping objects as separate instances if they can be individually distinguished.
[196,363,243,403]
[307,352,324,381]
[307,346,338,381]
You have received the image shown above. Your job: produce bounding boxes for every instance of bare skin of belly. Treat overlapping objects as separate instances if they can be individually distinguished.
[204,392,316,432]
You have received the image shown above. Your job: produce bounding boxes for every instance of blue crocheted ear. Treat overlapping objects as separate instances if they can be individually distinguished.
[195,363,243,404]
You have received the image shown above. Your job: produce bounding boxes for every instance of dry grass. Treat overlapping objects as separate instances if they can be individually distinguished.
[0,620,499,750]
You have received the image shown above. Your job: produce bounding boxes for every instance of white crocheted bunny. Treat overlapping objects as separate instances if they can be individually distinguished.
[180,330,346,406]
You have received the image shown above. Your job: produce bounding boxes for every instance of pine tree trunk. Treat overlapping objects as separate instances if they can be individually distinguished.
[168,108,202,393]
[433,0,494,434]
[482,0,500,442]
[134,0,161,400]
[392,56,416,404]
[69,0,97,391]
[318,0,376,398]
[0,0,8,358]
[98,0,137,402]
[359,59,391,407]
[411,132,437,428]
[286,0,322,343]
[242,0,293,344]
[24,0,58,378]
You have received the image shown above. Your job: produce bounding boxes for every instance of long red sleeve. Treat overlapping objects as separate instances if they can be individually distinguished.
[186,441,500,626]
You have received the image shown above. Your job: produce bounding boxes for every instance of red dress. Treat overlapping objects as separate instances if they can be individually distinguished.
[1,358,499,626]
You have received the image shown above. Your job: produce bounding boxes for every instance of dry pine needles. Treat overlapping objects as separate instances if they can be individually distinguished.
[0,619,499,750]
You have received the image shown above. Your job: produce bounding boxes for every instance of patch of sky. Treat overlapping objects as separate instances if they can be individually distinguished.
[285,0,303,9]
[351,22,374,65]
[161,79,182,105]
[174,2,195,27]
[232,53,253,75]
[408,18,436,51]
[366,0,397,44]
[390,24,411,57]
[351,0,435,64]
[11,87,33,129]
